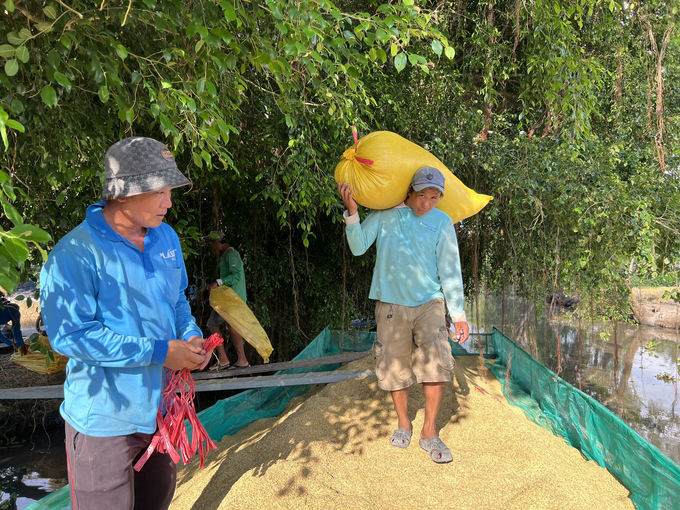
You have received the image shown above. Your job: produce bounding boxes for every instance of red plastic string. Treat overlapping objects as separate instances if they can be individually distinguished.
[134,333,224,472]
[351,125,374,166]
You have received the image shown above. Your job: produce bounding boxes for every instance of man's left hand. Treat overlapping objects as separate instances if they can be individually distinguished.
[189,335,214,370]
[205,282,218,291]
[451,322,470,344]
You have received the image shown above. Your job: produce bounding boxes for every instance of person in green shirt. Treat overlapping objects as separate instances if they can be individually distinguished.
[205,230,250,370]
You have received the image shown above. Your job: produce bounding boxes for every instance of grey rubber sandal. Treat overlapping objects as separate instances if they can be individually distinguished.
[419,436,453,463]
[390,429,412,449]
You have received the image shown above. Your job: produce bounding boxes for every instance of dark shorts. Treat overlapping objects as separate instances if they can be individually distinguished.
[65,421,176,510]
[206,308,228,328]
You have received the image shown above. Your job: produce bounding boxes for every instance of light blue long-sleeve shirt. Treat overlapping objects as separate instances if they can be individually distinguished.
[39,202,202,437]
[345,204,466,323]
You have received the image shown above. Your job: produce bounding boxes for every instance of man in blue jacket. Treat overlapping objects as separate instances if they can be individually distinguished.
[338,166,469,464]
[40,137,207,510]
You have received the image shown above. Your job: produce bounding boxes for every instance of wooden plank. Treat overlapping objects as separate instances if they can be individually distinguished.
[0,385,64,400]
[0,368,376,399]
[193,350,371,381]
[194,369,375,392]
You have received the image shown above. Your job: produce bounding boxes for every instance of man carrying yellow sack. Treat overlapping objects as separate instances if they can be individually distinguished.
[338,166,469,464]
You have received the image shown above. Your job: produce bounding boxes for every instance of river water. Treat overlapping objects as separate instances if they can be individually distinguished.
[2,295,679,507]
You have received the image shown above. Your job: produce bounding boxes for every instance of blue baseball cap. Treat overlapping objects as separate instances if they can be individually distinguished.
[411,166,445,195]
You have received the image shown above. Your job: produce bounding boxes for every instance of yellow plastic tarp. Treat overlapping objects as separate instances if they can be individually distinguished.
[10,336,68,375]
[334,131,492,223]
[209,286,274,363]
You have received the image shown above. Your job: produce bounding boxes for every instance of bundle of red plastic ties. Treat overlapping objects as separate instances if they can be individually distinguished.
[134,333,224,472]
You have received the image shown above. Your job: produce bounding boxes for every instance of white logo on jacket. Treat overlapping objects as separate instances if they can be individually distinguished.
[160,249,177,260]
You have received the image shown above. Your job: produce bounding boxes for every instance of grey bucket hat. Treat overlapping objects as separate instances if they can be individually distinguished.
[102,137,191,200]
[411,166,446,195]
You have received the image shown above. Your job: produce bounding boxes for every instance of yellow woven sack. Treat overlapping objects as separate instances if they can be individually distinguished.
[209,286,273,363]
[10,336,68,375]
[334,130,492,223]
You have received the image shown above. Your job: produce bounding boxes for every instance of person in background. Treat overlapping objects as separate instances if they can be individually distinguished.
[204,230,250,370]
[40,137,207,510]
[0,292,27,355]
[338,166,470,464]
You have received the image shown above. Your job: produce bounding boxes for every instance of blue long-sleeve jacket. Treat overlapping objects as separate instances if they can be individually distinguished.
[344,204,467,323]
[40,202,202,437]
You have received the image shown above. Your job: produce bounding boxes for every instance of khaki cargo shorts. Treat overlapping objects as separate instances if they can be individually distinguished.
[374,299,455,392]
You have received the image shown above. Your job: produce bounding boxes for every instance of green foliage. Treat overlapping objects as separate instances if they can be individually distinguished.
[0,169,50,293]
[0,0,678,358]
[27,332,56,367]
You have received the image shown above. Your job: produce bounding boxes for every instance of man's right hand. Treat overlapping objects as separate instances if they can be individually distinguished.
[164,340,206,371]
[338,182,358,216]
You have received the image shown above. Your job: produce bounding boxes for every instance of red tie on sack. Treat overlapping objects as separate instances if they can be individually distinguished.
[134,333,224,471]
[351,125,374,166]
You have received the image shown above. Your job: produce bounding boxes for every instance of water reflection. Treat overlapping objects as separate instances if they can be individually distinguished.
[0,428,67,509]
[464,294,680,466]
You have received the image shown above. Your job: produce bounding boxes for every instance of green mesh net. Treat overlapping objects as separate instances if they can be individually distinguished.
[486,327,680,510]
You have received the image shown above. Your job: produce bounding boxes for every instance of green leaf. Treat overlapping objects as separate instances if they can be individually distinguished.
[19,28,31,41]
[6,120,24,132]
[220,2,237,21]
[391,43,399,57]
[9,224,51,243]
[9,99,23,114]
[192,152,203,168]
[15,45,29,63]
[161,80,172,89]
[195,39,204,53]
[0,196,22,226]
[197,77,206,94]
[116,44,128,60]
[98,85,110,103]
[4,59,19,77]
[41,85,57,107]
[0,45,15,58]
[56,191,65,205]
[3,182,16,200]
[0,274,15,293]
[254,53,271,65]
[159,114,173,133]
[46,50,60,68]
[376,48,387,63]
[444,46,455,59]
[5,0,14,12]
[394,53,407,72]
[35,22,53,33]
[43,5,57,19]
[53,71,72,91]
[7,33,23,46]
[125,107,134,124]
[59,34,72,50]
[431,40,443,56]
[3,238,29,263]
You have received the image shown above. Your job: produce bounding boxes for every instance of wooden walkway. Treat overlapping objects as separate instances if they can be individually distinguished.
[0,351,373,400]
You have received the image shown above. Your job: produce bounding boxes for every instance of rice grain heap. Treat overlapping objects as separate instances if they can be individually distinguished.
[171,355,633,510]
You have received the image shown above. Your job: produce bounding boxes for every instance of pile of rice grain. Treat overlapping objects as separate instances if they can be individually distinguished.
[171,355,633,510]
